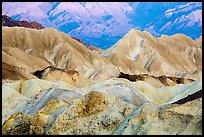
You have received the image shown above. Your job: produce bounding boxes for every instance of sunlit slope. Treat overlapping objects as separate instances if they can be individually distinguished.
[2,27,119,83]
[104,29,202,80]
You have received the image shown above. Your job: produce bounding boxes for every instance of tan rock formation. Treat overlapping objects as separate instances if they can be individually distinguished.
[2,27,119,83]
[104,29,202,80]
[2,27,201,88]
[2,27,202,135]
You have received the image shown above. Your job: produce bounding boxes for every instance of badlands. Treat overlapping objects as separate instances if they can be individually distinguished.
[2,25,202,135]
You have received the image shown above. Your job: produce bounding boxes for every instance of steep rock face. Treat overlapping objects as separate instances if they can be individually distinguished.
[104,29,202,80]
[2,78,202,135]
[2,27,119,83]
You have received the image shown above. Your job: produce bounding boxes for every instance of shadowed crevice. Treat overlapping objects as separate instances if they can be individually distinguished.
[31,66,62,79]
[31,66,79,79]
[172,90,202,104]
[118,72,195,86]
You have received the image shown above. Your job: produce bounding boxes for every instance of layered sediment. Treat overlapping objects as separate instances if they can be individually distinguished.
[2,26,202,135]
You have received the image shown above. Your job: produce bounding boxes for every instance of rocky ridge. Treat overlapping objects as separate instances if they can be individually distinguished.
[2,15,103,53]
[2,15,45,29]
[2,2,202,49]
[104,29,202,80]
[2,26,202,135]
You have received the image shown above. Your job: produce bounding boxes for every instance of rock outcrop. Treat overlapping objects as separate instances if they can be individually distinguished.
[2,78,202,135]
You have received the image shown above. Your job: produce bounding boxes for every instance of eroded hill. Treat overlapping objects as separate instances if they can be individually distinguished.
[2,26,202,135]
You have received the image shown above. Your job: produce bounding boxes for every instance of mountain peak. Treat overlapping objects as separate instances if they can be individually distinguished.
[2,2,202,49]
